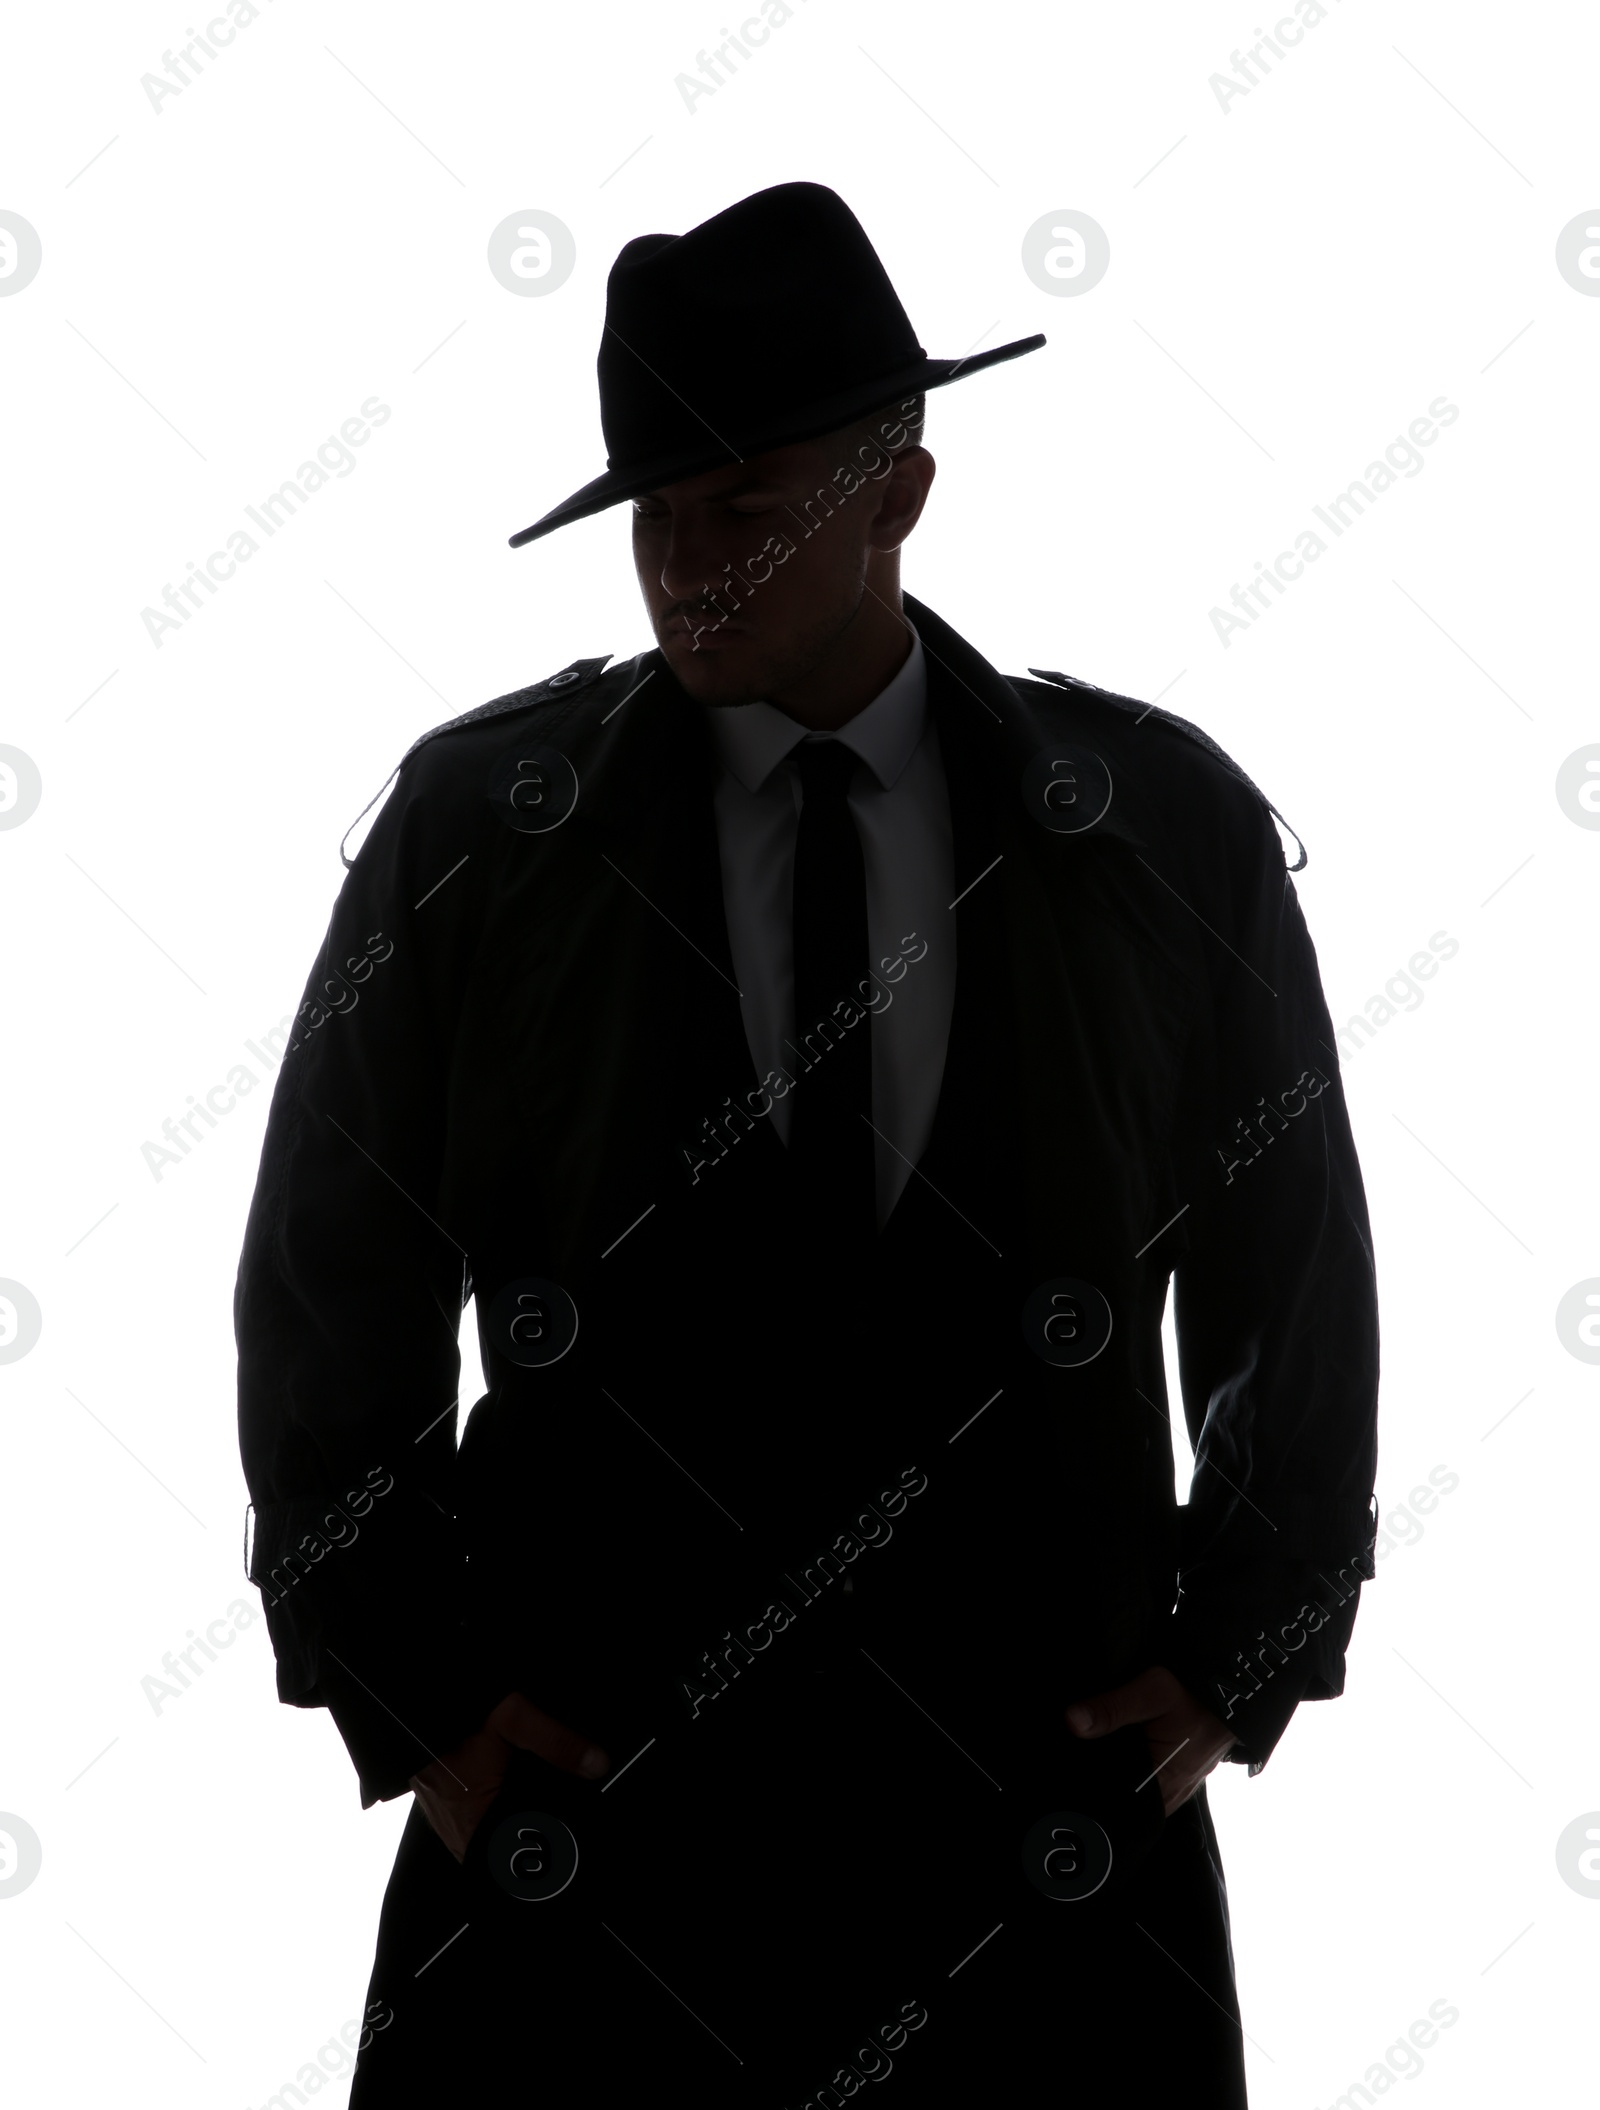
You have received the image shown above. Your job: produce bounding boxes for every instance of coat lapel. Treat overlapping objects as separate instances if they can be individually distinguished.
[551,658,787,1255]
[905,593,1201,1289]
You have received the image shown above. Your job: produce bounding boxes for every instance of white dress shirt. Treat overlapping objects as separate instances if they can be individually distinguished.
[703,624,956,1227]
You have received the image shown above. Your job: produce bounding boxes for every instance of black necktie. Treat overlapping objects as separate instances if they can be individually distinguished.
[788,739,876,1253]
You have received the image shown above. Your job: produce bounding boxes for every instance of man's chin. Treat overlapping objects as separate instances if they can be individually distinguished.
[658,633,766,707]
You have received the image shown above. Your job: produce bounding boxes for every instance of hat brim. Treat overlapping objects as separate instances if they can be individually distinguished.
[507,331,1046,548]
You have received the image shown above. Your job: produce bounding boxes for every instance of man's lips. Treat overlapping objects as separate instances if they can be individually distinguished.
[664,615,745,648]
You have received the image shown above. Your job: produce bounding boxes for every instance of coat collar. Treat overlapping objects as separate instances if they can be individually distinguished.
[901,591,1154,859]
[557,595,1197,1272]
[561,590,1154,865]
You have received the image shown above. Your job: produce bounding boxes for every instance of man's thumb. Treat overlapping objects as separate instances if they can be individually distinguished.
[497,1694,611,1779]
[1068,1668,1169,1737]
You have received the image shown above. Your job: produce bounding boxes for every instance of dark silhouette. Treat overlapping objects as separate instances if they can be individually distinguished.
[236,182,1379,2106]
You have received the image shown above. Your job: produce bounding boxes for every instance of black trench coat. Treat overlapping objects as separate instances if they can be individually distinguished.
[235,592,1379,2105]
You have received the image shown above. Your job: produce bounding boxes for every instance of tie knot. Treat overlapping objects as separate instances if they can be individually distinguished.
[793,738,859,804]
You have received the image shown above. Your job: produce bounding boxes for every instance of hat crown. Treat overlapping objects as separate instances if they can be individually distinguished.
[597,181,924,468]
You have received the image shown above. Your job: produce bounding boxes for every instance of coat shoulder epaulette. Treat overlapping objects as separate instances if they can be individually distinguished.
[1019,666,1307,873]
[338,655,615,868]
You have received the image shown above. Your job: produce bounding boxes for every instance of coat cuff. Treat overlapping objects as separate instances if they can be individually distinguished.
[248,1479,507,1804]
[1161,1539,1374,1774]
[305,1619,506,1807]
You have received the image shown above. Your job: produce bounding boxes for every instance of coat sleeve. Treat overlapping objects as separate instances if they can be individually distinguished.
[234,745,504,1806]
[1160,782,1380,1773]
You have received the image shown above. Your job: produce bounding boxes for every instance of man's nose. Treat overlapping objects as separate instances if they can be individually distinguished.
[655,518,734,606]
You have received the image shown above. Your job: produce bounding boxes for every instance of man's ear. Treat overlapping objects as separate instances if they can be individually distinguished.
[871,449,935,555]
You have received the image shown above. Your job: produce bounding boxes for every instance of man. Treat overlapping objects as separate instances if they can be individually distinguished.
[236,182,1379,2104]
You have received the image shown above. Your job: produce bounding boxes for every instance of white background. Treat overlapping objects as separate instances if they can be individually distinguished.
[2,2,1596,2102]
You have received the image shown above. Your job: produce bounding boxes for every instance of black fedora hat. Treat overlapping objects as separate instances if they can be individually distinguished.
[509,180,1045,548]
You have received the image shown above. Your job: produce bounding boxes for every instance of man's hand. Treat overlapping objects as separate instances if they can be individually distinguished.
[1066,1665,1239,1816]
[410,1692,611,1863]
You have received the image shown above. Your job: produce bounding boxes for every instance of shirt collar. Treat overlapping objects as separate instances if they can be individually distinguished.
[703,623,927,794]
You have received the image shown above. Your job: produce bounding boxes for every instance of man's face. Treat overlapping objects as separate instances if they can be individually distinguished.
[630,420,934,708]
